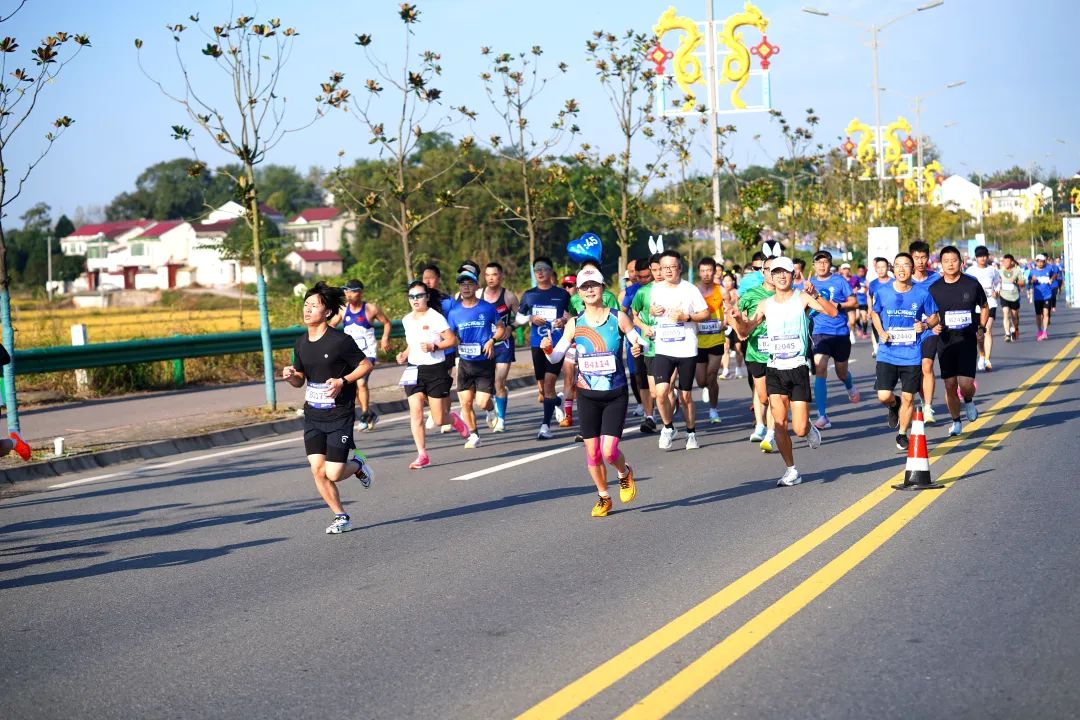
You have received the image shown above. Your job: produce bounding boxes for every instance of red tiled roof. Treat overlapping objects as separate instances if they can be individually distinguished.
[986,180,1032,191]
[258,202,283,216]
[290,207,340,223]
[66,219,153,240]
[290,250,342,262]
[192,219,236,234]
[137,220,186,238]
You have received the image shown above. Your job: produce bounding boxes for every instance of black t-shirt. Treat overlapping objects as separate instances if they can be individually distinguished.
[928,275,987,345]
[293,327,367,422]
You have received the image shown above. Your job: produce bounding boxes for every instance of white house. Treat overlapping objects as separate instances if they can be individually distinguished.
[284,249,343,278]
[283,207,349,252]
[938,175,983,219]
[983,180,1053,222]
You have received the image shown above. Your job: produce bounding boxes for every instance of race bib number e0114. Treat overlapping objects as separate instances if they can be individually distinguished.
[305,381,335,409]
[578,351,617,375]
[532,306,558,322]
[945,310,972,329]
[398,366,419,386]
[889,327,917,345]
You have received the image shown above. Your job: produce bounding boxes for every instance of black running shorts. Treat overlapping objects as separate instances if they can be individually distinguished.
[405,363,452,399]
[457,359,496,394]
[577,388,629,440]
[875,362,921,395]
[652,354,696,392]
[303,416,355,463]
[921,334,940,360]
[938,338,978,380]
[765,365,812,402]
[812,333,852,363]
[531,346,563,380]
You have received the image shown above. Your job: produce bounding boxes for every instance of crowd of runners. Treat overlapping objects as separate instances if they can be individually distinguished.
[284,243,1067,533]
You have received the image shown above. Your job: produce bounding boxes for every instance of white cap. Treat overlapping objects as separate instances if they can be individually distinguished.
[576,266,605,287]
[840,262,851,269]
[770,256,795,274]
[1035,253,1047,260]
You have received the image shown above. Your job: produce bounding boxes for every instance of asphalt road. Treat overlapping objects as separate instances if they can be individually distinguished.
[2,309,1078,719]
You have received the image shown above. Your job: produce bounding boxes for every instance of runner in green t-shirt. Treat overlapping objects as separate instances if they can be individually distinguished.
[735,256,777,452]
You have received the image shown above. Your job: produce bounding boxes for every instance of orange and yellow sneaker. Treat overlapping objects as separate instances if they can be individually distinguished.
[591,494,613,518]
[618,464,636,504]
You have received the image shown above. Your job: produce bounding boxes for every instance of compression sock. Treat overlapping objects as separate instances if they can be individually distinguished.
[543,398,556,425]
[815,377,828,417]
[843,372,855,390]
[495,395,507,419]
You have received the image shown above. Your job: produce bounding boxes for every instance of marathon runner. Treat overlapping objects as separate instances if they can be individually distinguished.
[728,256,835,486]
[695,257,726,424]
[808,250,861,430]
[631,254,665,433]
[735,254,778,452]
[965,245,1000,371]
[331,279,391,431]
[720,271,745,380]
[482,262,519,433]
[398,281,470,469]
[447,269,505,448]
[620,258,654,421]
[540,265,645,517]
[420,263,455,433]
[1028,254,1055,340]
[930,246,989,436]
[853,264,871,340]
[867,256,892,358]
[283,282,376,534]
[516,257,572,440]
[871,252,940,451]
[566,260,620,428]
[837,262,860,342]
[649,250,713,450]
[910,240,942,423]
[998,254,1024,342]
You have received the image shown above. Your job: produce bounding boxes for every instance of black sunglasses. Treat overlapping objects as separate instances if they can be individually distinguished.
[407,292,427,300]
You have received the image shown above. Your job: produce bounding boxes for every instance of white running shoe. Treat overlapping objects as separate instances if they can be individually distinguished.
[492,417,506,433]
[701,387,710,404]
[486,411,496,430]
[554,393,566,422]
[325,515,353,534]
[685,432,699,450]
[750,424,766,442]
[923,405,937,424]
[777,467,803,487]
[630,404,645,417]
[659,426,674,450]
[813,415,832,430]
[353,455,373,489]
[948,420,962,437]
[440,424,453,434]
[425,413,436,430]
[760,432,775,453]
[735,367,745,379]
[807,424,822,449]
[976,356,986,371]
[357,419,369,432]
[464,433,482,449]
[847,386,861,404]
[537,424,553,440]
[708,408,722,424]
[964,399,978,422]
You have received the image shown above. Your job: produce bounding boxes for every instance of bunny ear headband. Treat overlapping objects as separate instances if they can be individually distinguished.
[761,240,784,258]
[647,234,665,254]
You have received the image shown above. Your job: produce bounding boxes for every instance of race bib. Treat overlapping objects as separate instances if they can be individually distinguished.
[578,351,617,375]
[757,335,772,353]
[1001,281,1016,291]
[398,366,419,386]
[305,381,335,409]
[532,305,558,322]
[698,320,721,335]
[945,310,972,329]
[1037,276,1051,284]
[889,327,917,345]
[657,322,688,343]
[458,342,482,358]
[770,334,801,359]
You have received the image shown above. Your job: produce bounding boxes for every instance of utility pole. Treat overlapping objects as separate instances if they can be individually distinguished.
[46,234,53,301]
[705,0,724,262]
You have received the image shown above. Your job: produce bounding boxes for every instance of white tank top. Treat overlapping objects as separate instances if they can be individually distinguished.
[763,291,810,370]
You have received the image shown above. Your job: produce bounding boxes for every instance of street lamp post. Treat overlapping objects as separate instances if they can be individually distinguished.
[803,1,945,225]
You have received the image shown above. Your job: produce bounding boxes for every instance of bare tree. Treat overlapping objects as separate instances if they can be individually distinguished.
[137,12,321,410]
[570,30,671,275]
[322,3,477,281]
[0,4,90,431]
[478,45,578,271]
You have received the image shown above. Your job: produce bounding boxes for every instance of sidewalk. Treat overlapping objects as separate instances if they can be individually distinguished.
[1,357,538,486]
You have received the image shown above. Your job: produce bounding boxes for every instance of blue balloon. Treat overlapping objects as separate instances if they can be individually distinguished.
[567,232,603,265]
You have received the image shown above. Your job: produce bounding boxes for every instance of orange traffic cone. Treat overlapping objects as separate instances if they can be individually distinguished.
[892,408,944,491]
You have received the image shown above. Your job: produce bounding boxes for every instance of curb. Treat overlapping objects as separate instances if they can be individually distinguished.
[0,374,538,487]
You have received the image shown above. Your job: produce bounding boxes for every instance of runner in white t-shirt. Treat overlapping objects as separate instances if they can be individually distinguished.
[643,250,712,451]
[965,245,1000,372]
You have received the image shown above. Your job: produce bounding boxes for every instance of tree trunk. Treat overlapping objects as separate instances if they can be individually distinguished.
[400,202,413,282]
[246,170,276,411]
[0,223,19,433]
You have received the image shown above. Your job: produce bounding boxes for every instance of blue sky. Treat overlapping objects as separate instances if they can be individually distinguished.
[4,0,1077,227]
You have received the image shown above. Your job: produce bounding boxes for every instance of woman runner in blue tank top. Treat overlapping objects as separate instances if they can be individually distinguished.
[540,266,647,518]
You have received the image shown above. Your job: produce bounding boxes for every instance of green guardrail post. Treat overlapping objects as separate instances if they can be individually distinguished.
[173,358,185,388]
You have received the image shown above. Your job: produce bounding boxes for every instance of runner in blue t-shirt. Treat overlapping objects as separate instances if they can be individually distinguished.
[808,250,860,429]
[515,256,572,439]
[909,240,942,423]
[867,256,892,359]
[872,251,940,452]
[1028,255,1055,340]
[447,270,505,448]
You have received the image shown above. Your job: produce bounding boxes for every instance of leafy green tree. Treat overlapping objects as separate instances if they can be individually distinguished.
[54,213,75,239]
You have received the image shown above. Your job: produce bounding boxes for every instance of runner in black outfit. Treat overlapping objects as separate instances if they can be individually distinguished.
[283,282,375,535]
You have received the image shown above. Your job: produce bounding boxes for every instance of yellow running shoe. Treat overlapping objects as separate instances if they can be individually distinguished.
[591,495,613,517]
[618,464,637,504]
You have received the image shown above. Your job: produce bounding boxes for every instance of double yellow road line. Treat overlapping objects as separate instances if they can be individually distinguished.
[519,335,1080,720]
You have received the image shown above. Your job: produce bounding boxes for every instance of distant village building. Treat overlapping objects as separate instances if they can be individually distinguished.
[283,207,349,253]
[936,176,1053,224]
[284,249,344,278]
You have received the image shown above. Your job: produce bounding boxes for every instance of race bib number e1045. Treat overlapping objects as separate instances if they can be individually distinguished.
[770,334,801,359]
